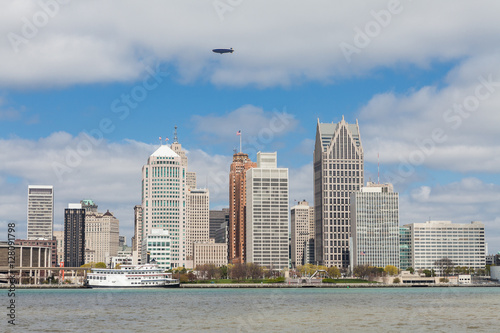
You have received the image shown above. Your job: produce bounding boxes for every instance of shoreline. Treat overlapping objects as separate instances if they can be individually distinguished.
[2,283,498,289]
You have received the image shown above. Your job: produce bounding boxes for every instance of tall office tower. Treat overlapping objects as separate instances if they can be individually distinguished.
[314,117,363,268]
[84,208,120,264]
[81,199,98,213]
[142,144,187,268]
[132,205,143,263]
[246,152,289,270]
[64,203,86,267]
[209,208,230,239]
[170,125,197,190]
[405,221,486,275]
[350,182,399,269]
[291,200,314,268]
[186,188,210,263]
[399,226,412,270]
[27,185,54,240]
[53,230,64,266]
[228,152,257,264]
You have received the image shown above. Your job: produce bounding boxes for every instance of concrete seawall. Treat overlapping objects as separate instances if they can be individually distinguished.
[180,283,499,288]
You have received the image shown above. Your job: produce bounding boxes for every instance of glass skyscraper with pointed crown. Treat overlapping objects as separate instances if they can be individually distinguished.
[314,117,364,268]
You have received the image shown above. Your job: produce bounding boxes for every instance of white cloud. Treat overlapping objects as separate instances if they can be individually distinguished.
[1,1,500,87]
[400,178,500,253]
[191,105,299,151]
[359,54,500,173]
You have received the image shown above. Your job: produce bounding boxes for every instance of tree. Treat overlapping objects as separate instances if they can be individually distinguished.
[95,262,107,268]
[407,267,415,274]
[327,266,340,278]
[230,263,247,280]
[247,263,263,279]
[393,277,400,284]
[384,265,398,276]
[219,265,228,279]
[434,258,454,276]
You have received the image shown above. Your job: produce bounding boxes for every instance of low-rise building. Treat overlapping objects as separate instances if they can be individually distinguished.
[193,239,228,268]
[141,229,171,271]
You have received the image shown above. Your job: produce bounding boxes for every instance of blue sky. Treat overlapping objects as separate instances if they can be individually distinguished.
[1,0,499,253]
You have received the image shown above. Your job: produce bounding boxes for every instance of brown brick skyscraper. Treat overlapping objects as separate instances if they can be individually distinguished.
[228,153,256,264]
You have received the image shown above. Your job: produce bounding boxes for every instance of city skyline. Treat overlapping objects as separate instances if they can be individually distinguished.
[1,1,500,254]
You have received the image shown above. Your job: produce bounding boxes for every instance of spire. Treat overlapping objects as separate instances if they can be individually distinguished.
[174,126,178,143]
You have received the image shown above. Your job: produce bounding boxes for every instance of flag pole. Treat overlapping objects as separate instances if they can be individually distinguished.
[240,132,242,153]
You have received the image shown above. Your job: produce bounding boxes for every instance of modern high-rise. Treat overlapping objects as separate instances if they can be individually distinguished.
[246,152,289,270]
[84,208,120,264]
[64,203,85,267]
[141,144,187,268]
[405,220,486,275]
[27,185,54,240]
[314,117,363,268]
[399,226,411,270]
[291,200,314,268]
[141,228,171,271]
[209,208,230,240]
[171,126,196,190]
[186,188,210,263]
[228,152,256,264]
[132,205,143,264]
[350,182,399,268]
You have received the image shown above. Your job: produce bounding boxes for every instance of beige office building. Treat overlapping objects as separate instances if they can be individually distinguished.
[186,189,210,261]
[132,205,143,264]
[193,239,228,268]
[406,220,486,275]
[314,117,364,268]
[53,230,64,266]
[246,152,289,270]
[291,200,314,267]
[27,185,54,240]
[84,210,120,264]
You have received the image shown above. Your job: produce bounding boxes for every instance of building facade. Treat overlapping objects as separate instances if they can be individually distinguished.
[290,200,314,268]
[314,117,364,268]
[64,203,86,267]
[14,239,57,267]
[193,239,228,268]
[141,144,187,268]
[132,205,143,264]
[209,208,230,240]
[53,230,64,266]
[84,209,120,264]
[406,221,486,275]
[27,185,54,240]
[399,226,412,270]
[228,152,256,264]
[141,228,171,271]
[186,188,210,261]
[350,182,399,269]
[246,152,289,270]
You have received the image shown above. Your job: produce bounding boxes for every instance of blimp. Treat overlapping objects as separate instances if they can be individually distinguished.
[212,48,234,54]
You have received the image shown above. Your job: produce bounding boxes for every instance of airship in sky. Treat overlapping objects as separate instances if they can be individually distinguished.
[212,48,234,54]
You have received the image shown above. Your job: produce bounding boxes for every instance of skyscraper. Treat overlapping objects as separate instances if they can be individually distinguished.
[246,152,289,270]
[350,182,399,268]
[27,185,54,240]
[314,117,364,268]
[186,188,210,264]
[141,144,187,268]
[84,208,120,264]
[64,203,85,267]
[291,200,314,268]
[228,152,256,264]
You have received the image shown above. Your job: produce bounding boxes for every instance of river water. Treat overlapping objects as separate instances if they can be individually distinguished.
[5,287,500,332]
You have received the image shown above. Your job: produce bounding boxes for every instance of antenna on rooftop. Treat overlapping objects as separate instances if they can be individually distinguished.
[174,125,178,143]
[233,148,238,155]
